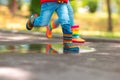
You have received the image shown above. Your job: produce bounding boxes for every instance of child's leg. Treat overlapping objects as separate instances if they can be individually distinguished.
[26,2,57,30]
[46,2,85,43]
[46,2,72,38]
[56,3,79,51]
[46,44,58,54]
[33,4,55,27]
[67,1,85,43]
[46,19,59,38]
[71,25,85,43]
[67,1,74,25]
[62,24,79,51]
[26,14,38,30]
[48,19,59,31]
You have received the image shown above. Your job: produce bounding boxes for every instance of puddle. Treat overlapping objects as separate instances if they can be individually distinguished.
[0,44,96,54]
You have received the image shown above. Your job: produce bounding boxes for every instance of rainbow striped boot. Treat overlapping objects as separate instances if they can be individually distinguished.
[26,14,38,30]
[71,25,85,43]
[46,21,58,38]
[46,44,58,54]
[63,33,79,52]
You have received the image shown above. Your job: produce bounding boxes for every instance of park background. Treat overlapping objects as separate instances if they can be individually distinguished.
[0,0,120,38]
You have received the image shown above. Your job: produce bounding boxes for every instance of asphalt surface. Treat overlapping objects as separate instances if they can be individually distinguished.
[0,30,120,80]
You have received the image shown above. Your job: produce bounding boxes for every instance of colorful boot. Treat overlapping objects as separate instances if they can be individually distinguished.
[46,21,58,38]
[26,14,38,30]
[71,25,85,43]
[63,33,79,53]
[46,44,58,54]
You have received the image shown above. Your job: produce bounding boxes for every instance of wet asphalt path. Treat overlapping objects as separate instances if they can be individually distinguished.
[0,30,120,80]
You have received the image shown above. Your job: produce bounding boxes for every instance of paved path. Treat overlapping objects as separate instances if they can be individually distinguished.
[0,30,62,44]
[0,30,120,80]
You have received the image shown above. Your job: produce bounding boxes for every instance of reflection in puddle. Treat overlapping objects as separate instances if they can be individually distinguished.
[0,44,96,54]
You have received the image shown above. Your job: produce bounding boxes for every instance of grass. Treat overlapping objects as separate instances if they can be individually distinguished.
[0,6,120,39]
[31,27,120,39]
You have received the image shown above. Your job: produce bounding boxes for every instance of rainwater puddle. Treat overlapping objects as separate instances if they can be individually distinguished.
[0,44,96,54]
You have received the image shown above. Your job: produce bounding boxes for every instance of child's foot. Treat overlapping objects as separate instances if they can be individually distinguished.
[26,14,38,30]
[71,25,85,43]
[46,26,52,38]
[63,44,79,54]
[46,44,58,54]
[46,44,52,54]
[72,38,85,43]
[46,21,58,38]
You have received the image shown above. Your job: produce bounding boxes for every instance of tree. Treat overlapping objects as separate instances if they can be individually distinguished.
[115,0,120,13]
[30,0,40,15]
[87,0,98,13]
[106,0,113,32]
[81,0,98,13]
[8,0,18,16]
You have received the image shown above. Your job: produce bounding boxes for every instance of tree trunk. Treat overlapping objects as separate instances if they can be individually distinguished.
[106,0,113,32]
[9,0,18,16]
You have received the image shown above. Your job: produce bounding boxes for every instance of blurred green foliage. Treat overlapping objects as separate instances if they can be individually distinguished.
[87,0,98,13]
[70,0,78,13]
[0,0,120,38]
[81,0,98,13]
[115,0,120,13]
[30,0,40,15]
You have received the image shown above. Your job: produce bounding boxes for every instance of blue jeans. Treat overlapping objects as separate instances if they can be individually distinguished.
[53,1,74,27]
[34,2,72,34]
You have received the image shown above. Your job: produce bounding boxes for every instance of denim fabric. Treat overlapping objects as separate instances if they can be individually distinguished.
[54,1,74,27]
[67,1,74,25]
[33,2,71,34]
